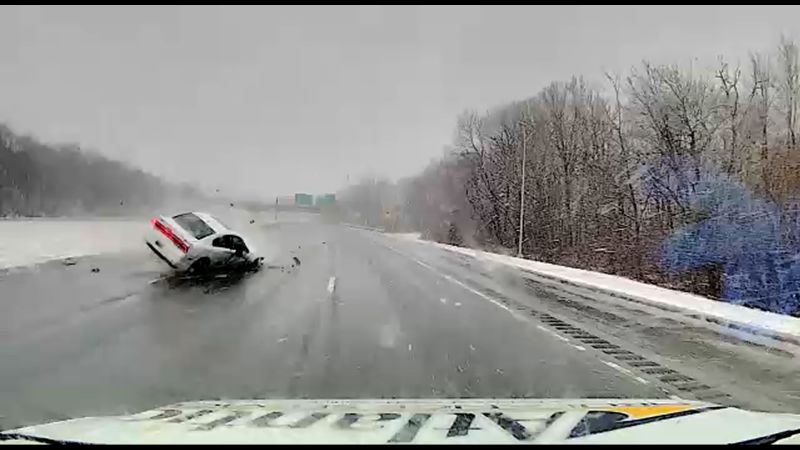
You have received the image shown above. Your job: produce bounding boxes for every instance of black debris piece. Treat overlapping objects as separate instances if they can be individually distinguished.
[292,256,301,266]
[90,267,100,273]
[322,241,326,244]
[249,219,255,224]
[229,202,234,207]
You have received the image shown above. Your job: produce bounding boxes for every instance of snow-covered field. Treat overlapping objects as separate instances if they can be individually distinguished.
[388,233,800,343]
[0,219,147,269]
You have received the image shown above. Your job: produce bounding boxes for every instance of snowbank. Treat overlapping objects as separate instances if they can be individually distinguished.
[0,219,147,269]
[389,234,800,343]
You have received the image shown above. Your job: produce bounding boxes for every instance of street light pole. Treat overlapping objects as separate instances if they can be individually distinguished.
[517,122,527,258]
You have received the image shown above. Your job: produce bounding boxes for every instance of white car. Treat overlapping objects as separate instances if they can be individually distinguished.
[144,211,263,273]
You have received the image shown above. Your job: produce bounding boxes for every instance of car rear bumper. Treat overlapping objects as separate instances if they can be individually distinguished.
[146,242,177,269]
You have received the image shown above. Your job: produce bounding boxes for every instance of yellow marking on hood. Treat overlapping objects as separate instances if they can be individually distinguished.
[606,404,696,419]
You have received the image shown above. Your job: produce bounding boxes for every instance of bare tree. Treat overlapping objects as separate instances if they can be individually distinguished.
[776,35,800,151]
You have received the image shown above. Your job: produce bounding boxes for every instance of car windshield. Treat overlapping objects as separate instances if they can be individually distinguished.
[172,213,215,240]
[3,4,800,445]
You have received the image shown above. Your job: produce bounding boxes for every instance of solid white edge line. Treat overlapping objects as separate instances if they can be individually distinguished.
[602,360,649,384]
[536,325,570,342]
[602,360,632,374]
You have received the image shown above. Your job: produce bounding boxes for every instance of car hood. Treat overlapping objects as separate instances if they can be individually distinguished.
[3,398,800,444]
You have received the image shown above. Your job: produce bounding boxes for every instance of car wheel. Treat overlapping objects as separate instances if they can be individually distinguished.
[188,258,210,275]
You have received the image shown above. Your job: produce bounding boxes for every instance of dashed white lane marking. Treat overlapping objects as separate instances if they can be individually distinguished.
[327,276,336,295]
[408,344,413,352]
[570,344,586,351]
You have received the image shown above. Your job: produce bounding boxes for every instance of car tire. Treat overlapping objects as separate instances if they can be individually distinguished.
[188,258,210,275]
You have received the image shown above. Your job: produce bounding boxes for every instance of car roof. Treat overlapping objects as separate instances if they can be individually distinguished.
[192,212,231,234]
[167,211,230,236]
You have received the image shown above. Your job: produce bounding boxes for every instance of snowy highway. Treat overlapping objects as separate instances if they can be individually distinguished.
[1,214,799,430]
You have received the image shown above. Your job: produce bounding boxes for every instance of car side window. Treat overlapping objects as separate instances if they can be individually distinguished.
[212,235,232,249]
[229,236,249,254]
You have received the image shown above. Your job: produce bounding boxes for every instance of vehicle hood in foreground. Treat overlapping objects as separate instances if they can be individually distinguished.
[3,398,800,444]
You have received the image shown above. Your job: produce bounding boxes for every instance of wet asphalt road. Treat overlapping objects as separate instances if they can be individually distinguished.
[1,217,798,430]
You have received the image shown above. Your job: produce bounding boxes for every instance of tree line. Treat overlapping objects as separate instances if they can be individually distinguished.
[0,123,200,217]
[340,36,800,315]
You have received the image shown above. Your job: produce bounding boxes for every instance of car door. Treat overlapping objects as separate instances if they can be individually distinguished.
[227,234,250,266]
[210,235,237,266]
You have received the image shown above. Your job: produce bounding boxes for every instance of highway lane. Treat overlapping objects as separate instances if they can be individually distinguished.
[380,232,800,414]
[0,219,665,430]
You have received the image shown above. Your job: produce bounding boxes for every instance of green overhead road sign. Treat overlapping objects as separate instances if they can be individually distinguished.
[315,193,336,206]
[295,193,313,207]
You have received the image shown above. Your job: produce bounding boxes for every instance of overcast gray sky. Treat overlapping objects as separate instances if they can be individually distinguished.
[1,5,799,199]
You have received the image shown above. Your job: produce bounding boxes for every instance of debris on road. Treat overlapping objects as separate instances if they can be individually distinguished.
[277,337,288,343]
[292,256,301,266]
[90,267,100,273]
[249,219,255,224]
[62,258,77,266]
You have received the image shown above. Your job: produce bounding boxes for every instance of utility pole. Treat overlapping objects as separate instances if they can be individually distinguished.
[517,122,527,258]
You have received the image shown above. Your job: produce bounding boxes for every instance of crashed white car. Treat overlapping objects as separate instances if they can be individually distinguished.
[144,211,263,273]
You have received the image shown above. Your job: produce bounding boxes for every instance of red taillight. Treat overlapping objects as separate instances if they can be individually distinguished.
[151,218,189,253]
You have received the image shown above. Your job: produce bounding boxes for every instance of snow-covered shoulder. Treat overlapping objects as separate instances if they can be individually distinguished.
[388,233,800,342]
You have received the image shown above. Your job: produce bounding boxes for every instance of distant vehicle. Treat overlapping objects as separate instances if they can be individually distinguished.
[144,211,263,274]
